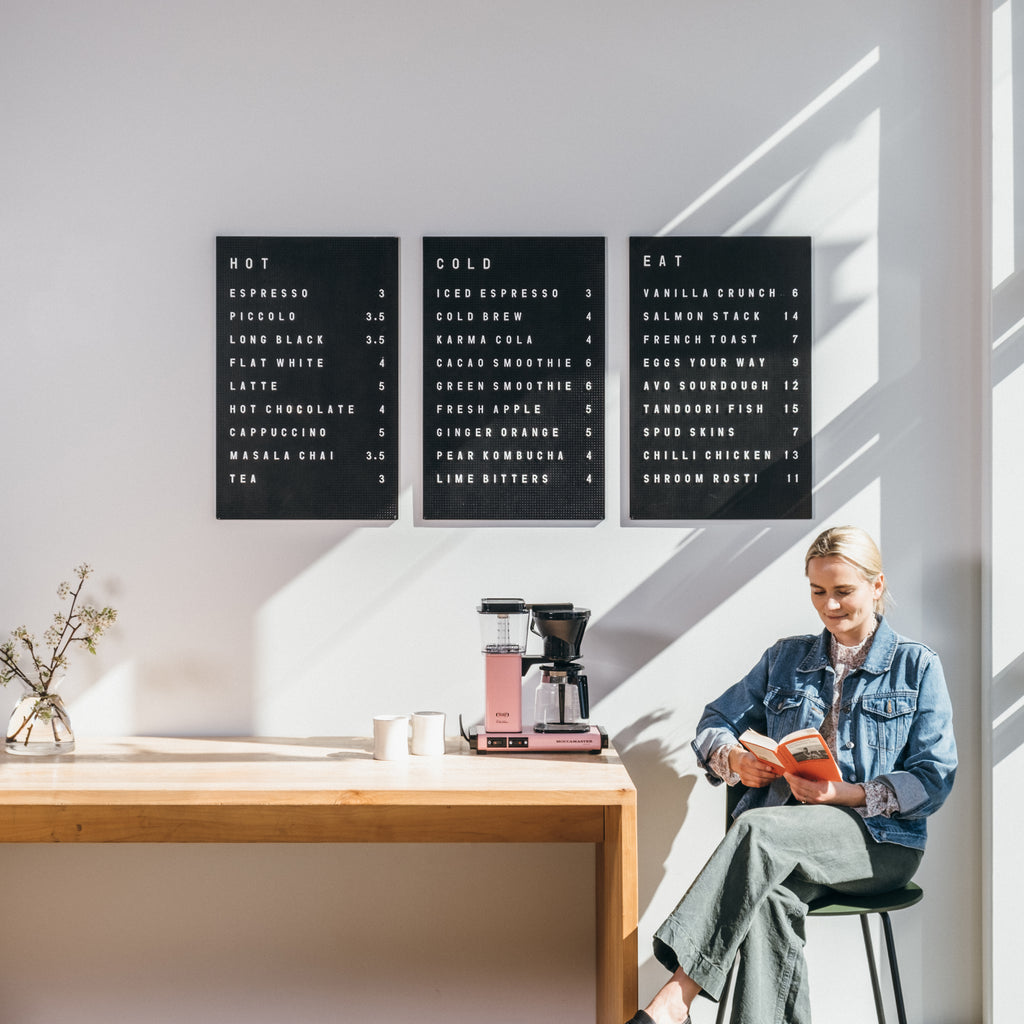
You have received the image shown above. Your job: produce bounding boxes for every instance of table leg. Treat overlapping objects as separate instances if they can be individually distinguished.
[596,801,639,1024]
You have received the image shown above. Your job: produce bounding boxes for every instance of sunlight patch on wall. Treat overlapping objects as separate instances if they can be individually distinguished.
[657,49,880,236]
[666,69,883,438]
[597,482,882,737]
[66,660,136,737]
[812,435,879,497]
[993,687,1024,733]
[811,290,879,438]
[991,0,1024,680]
[993,0,1014,286]
[777,112,880,435]
[992,361,1024,676]
[994,311,1024,352]
[253,519,696,736]
[248,47,891,742]
[608,481,882,955]
[991,8,1024,1021]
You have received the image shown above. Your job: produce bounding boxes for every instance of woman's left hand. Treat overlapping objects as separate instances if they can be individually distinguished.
[784,773,866,808]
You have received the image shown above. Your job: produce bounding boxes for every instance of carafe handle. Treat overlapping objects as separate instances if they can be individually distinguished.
[578,673,589,720]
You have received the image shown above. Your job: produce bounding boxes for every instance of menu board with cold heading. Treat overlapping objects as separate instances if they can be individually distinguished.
[216,236,399,520]
[423,237,605,521]
[629,236,812,520]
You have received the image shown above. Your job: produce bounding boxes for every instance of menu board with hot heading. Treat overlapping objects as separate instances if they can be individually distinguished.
[629,237,812,520]
[423,237,605,521]
[216,237,399,520]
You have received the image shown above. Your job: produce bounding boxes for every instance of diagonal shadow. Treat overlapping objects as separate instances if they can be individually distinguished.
[595,346,926,712]
[993,655,1024,764]
[614,710,697,911]
[990,0,1024,766]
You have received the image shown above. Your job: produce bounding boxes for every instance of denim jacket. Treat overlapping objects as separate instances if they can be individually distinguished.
[692,616,957,850]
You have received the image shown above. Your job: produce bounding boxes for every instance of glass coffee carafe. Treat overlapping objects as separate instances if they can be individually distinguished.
[534,664,590,732]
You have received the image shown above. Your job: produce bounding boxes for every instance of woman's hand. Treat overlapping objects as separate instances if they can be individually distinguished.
[728,747,784,788]
[785,773,866,807]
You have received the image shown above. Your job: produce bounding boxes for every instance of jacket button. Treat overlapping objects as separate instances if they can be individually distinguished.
[844,741,854,750]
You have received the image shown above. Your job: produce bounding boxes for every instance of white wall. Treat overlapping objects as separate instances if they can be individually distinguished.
[991,2,1023,1022]
[0,2,986,1022]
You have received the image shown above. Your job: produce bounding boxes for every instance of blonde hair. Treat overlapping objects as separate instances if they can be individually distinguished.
[804,525,890,614]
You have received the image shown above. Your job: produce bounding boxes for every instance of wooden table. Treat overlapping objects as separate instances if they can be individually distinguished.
[0,735,638,1024]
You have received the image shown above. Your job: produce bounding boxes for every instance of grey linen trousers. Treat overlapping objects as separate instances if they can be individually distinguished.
[652,803,922,1024]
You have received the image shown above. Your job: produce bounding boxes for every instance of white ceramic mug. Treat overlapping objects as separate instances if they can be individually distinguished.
[373,714,410,761]
[411,711,446,756]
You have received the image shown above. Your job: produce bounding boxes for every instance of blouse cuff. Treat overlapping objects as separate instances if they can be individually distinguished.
[861,778,900,818]
[709,742,742,785]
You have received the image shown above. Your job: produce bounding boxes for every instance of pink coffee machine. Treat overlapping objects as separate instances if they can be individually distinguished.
[472,598,607,754]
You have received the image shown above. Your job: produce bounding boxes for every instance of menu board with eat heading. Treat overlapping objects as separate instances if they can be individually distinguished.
[423,237,605,521]
[629,236,812,519]
[216,236,399,519]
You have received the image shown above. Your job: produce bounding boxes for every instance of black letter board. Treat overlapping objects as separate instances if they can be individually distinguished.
[423,237,605,521]
[216,237,399,520]
[629,237,811,520]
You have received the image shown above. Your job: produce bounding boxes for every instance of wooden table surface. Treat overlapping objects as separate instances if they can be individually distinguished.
[0,735,639,1023]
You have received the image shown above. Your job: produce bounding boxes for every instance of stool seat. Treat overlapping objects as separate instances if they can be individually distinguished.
[808,881,924,916]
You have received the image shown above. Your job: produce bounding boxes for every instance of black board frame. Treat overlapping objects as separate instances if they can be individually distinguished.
[216,236,400,521]
[422,236,606,522]
[628,236,812,521]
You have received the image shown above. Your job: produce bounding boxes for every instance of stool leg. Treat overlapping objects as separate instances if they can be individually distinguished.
[879,912,910,1024]
[860,914,887,1024]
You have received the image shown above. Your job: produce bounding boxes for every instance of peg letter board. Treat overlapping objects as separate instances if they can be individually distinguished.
[423,237,605,521]
[629,236,812,520]
[216,236,399,520]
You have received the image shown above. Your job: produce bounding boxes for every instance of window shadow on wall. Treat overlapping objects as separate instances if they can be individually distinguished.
[990,0,1024,766]
[597,30,979,940]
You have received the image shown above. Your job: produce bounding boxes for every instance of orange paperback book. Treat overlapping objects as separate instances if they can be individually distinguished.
[738,727,842,783]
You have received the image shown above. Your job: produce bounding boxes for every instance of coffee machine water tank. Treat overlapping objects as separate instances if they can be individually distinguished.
[477,598,529,653]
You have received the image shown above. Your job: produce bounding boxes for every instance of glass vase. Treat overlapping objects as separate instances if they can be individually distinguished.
[5,689,75,755]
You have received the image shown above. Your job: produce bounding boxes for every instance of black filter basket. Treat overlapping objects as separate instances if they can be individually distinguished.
[530,605,590,661]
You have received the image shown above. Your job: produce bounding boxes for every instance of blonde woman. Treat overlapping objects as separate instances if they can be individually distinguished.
[625,526,957,1024]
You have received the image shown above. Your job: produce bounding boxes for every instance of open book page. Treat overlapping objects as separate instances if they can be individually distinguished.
[738,727,841,781]
[778,729,841,781]
[736,730,786,769]
[784,734,831,764]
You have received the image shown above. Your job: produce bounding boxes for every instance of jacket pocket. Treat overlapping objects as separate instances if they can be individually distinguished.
[859,693,917,753]
[763,688,823,735]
